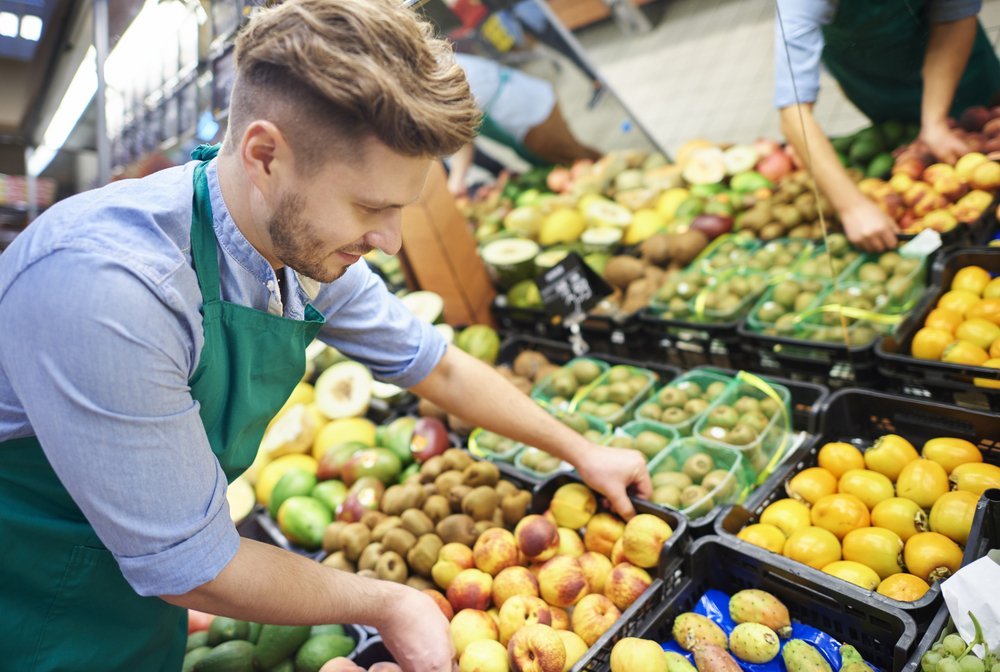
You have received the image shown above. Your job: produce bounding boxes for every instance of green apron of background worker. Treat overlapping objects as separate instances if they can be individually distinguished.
[0,145,324,670]
[821,0,1000,124]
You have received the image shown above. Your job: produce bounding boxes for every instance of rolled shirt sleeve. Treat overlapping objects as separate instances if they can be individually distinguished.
[927,0,982,23]
[312,260,447,388]
[0,249,240,597]
[774,0,837,109]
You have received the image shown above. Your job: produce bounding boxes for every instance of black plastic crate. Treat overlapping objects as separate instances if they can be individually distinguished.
[577,312,650,360]
[492,297,565,340]
[715,388,1000,625]
[235,506,271,544]
[631,536,918,672]
[901,488,1000,672]
[877,248,1000,413]
[640,311,752,370]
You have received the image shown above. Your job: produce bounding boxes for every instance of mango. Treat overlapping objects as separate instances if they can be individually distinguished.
[729,623,780,663]
[782,639,833,672]
[693,644,741,672]
[672,612,727,652]
[728,589,792,638]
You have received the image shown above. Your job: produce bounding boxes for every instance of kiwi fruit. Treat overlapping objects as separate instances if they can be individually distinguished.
[609,436,635,450]
[400,483,428,510]
[660,407,689,425]
[513,351,549,381]
[494,480,517,499]
[733,397,761,415]
[322,521,347,554]
[434,471,463,497]
[422,495,451,524]
[376,551,409,583]
[361,510,387,529]
[492,508,506,527]
[462,461,500,488]
[401,509,435,538]
[474,520,500,537]
[462,486,499,521]
[501,490,532,528]
[372,516,403,541]
[682,454,714,482]
[726,424,758,446]
[651,484,682,508]
[652,471,692,490]
[358,543,385,572]
[571,359,603,385]
[380,485,407,516]
[322,551,355,573]
[341,523,372,563]
[382,527,418,557]
[406,576,435,591]
[448,485,473,513]
[356,569,377,579]
[422,483,438,499]
[681,485,714,517]
[635,431,669,459]
[443,448,474,472]
[407,533,443,578]
[419,455,447,483]
[702,469,735,500]
[436,514,478,547]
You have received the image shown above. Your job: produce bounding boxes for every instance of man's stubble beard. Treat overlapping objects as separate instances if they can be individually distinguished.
[266,193,346,283]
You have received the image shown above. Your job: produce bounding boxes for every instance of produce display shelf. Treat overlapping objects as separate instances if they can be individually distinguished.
[576,311,650,360]
[491,297,565,340]
[715,388,1000,626]
[877,248,1000,413]
[697,366,829,434]
[900,488,1000,672]
[631,536,918,672]
[346,472,689,672]
[639,310,751,371]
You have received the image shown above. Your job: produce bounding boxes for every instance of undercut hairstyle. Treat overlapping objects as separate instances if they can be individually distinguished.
[225,0,480,168]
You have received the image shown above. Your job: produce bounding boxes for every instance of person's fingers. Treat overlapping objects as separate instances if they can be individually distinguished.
[369,663,403,672]
[607,486,637,520]
[319,659,365,672]
[881,227,898,250]
[631,464,653,500]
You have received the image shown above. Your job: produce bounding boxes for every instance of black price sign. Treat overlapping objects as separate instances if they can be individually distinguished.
[536,253,611,319]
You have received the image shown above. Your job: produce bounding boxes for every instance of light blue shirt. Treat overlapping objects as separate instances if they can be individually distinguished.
[774,0,982,109]
[0,159,445,597]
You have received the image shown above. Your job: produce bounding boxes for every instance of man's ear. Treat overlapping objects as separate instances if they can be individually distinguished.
[240,120,294,199]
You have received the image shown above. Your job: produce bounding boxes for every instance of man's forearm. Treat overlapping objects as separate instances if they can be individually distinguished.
[923,16,977,126]
[411,346,589,463]
[780,104,864,214]
[162,538,404,628]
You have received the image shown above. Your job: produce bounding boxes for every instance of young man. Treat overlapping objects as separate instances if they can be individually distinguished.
[775,0,1000,251]
[0,1,650,669]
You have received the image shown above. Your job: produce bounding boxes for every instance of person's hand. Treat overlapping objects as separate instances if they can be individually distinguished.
[575,444,652,520]
[446,173,468,199]
[920,121,970,164]
[842,198,899,252]
[376,585,456,672]
[320,660,403,672]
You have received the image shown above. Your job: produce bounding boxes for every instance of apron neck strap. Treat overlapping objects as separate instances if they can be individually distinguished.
[190,144,223,304]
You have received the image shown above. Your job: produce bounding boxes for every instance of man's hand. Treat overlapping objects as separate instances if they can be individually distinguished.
[920,121,970,164]
[842,198,899,252]
[574,444,652,520]
[375,586,456,672]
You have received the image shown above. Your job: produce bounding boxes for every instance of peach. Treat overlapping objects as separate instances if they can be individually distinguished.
[583,513,624,557]
[538,556,589,608]
[956,152,989,181]
[902,181,934,208]
[549,483,597,529]
[557,631,589,671]
[421,589,454,620]
[508,624,567,672]
[622,514,673,569]
[912,191,949,218]
[549,606,570,631]
[450,608,499,658]
[970,161,1000,191]
[447,568,494,612]
[571,593,622,646]
[492,566,539,607]
[498,595,552,645]
[889,173,914,193]
[604,563,652,611]
[922,163,955,184]
[515,515,560,562]
[557,528,585,558]
[578,552,614,594]
[474,528,520,577]
[609,637,667,672]
[610,538,627,565]
[931,173,969,201]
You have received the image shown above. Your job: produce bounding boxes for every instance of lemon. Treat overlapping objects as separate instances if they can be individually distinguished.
[255,453,319,506]
[656,188,690,222]
[313,417,377,460]
[624,209,666,245]
[539,208,586,246]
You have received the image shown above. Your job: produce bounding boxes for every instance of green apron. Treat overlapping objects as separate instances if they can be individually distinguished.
[821,0,1000,123]
[0,144,324,670]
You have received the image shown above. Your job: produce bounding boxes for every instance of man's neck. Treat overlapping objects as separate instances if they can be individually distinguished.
[215,153,283,270]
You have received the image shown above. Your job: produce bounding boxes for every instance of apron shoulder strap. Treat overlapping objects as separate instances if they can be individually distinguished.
[190,145,223,304]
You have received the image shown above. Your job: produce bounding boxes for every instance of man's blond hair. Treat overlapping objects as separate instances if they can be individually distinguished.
[226,0,480,166]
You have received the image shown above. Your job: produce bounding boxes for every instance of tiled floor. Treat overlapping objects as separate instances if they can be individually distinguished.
[509,0,1000,158]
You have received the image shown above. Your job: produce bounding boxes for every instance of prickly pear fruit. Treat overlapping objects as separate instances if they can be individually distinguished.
[782,639,833,672]
[729,623,780,663]
[729,589,793,638]
[672,612,728,652]
[665,651,698,672]
[838,644,868,672]
[693,644,742,672]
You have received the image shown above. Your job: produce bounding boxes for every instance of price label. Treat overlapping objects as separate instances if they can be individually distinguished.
[536,253,611,319]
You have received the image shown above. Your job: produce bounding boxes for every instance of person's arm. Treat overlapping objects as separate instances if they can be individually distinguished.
[774,0,897,251]
[780,105,899,252]
[447,142,475,198]
[411,346,652,518]
[163,540,453,672]
[0,252,452,672]
[920,6,979,162]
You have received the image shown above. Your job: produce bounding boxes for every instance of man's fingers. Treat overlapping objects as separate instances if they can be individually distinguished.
[319,659,365,672]
[632,466,653,500]
[608,488,637,520]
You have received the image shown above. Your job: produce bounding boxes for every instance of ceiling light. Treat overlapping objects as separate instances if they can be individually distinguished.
[19,14,42,41]
[28,46,97,176]
[0,11,18,37]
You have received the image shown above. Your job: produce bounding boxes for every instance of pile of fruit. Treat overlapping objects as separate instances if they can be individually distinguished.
[184,613,358,672]
[474,410,608,477]
[636,372,729,432]
[921,612,999,672]
[831,119,918,176]
[692,382,790,475]
[733,171,837,240]
[604,422,675,462]
[607,589,872,672]
[735,433,999,602]
[530,356,606,409]
[910,265,1000,379]
[646,439,748,518]
[572,365,658,425]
